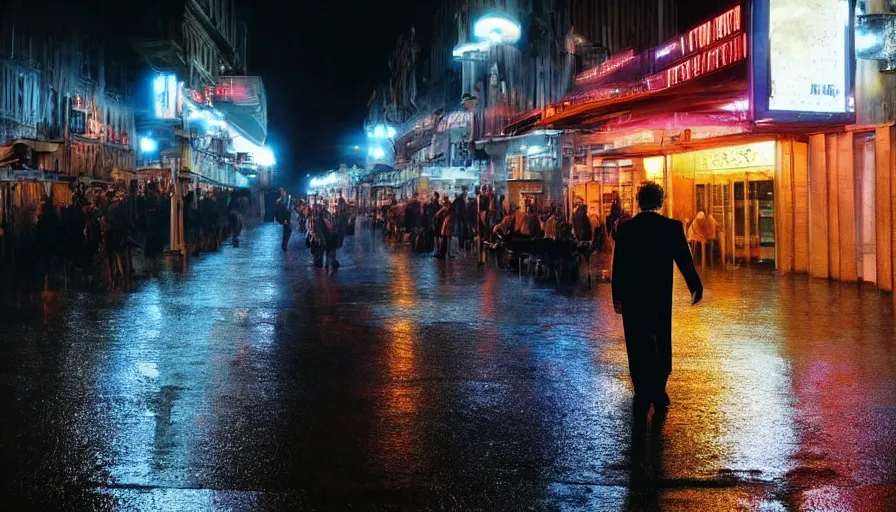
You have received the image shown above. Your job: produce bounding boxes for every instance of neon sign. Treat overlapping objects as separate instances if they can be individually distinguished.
[686,5,741,53]
[575,50,636,84]
[153,74,179,119]
[767,0,849,113]
[654,6,742,70]
[649,34,747,91]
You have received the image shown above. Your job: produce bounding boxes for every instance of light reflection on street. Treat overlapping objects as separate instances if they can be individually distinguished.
[0,226,894,510]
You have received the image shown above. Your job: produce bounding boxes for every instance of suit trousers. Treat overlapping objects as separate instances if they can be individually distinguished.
[281,222,292,250]
[622,310,672,398]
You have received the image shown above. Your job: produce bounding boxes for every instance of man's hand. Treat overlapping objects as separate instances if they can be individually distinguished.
[614,301,623,315]
[691,289,703,306]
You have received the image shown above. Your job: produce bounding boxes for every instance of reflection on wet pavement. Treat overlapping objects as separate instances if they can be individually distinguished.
[1,224,895,510]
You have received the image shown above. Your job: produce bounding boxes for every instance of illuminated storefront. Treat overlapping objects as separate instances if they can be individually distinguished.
[517,0,896,291]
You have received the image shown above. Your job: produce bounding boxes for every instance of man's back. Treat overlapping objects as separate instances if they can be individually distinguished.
[612,212,701,311]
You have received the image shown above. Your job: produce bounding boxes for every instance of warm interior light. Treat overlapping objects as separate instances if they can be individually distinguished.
[643,156,664,180]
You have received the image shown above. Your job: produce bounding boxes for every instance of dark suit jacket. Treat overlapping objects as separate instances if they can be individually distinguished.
[612,212,702,314]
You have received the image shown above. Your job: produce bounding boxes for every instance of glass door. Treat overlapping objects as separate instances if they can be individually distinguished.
[752,180,776,262]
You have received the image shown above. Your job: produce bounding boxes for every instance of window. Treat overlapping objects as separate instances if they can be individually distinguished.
[71,109,86,135]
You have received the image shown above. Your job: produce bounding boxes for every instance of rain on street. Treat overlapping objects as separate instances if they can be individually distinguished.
[1,224,895,510]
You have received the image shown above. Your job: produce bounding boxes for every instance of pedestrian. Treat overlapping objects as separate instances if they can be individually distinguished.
[326,206,342,274]
[611,182,703,409]
[200,190,218,251]
[451,187,468,255]
[274,188,291,251]
[229,191,244,248]
[477,186,490,264]
[542,205,559,240]
[572,204,592,243]
[307,203,337,271]
[435,197,452,259]
[216,187,229,245]
[426,192,440,253]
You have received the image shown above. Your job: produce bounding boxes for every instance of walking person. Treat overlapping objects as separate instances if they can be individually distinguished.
[611,182,703,410]
[229,191,245,248]
[274,188,291,251]
[451,188,468,257]
[307,203,338,271]
[434,197,452,259]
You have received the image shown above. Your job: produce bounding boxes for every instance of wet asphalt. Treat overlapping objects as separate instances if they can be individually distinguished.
[1,223,895,511]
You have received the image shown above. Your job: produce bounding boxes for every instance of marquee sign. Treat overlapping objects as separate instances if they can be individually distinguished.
[693,142,775,172]
[751,0,854,122]
[648,34,747,91]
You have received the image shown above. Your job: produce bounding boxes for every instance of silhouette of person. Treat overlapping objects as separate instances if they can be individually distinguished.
[612,182,703,408]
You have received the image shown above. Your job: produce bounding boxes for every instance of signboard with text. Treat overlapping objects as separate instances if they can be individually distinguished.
[751,0,855,122]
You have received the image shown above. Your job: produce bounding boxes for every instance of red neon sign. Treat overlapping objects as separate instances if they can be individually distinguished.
[648,33,747,91]
[575,50,636,84]
[687,5,741,53]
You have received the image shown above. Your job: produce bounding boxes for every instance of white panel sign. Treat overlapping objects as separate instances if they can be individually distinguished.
[768,0,849,113]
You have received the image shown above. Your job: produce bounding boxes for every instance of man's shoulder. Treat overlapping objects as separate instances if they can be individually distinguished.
[665,217,684,229]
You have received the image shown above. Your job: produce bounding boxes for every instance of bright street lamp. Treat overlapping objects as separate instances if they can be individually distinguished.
[140,137,158,153]
[474,13,521,45]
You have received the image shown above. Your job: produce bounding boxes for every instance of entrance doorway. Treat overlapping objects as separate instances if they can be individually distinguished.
[691,171,776,265]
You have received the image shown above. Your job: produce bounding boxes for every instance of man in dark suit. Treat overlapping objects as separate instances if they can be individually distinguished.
[612,182,703,409]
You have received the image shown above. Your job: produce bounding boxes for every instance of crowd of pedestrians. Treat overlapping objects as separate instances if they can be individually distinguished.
[0,180,249,305]
[275,188,350,275]
[375,185,630,283]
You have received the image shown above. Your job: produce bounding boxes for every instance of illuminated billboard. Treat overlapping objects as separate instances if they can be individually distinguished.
[752,0,854,121]
[153,74,181,119]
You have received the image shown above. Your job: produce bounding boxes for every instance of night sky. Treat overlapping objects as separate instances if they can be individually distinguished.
[246,0,727,190]
[247,0,436,189]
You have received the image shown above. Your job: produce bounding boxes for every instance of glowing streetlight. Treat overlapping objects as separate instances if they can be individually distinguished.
[140,137,158,153]
[473,13,521,45]
[254,147,275,167]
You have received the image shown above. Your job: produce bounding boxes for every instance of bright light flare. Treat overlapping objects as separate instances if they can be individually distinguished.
[720,99,750,112]
[139,137,158,153]
[855,31,880,54]
[255,147,275,167]
[474,13,521,45]
[452,41,490,58]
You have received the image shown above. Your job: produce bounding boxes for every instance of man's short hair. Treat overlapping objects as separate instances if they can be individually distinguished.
[637,182,665,211]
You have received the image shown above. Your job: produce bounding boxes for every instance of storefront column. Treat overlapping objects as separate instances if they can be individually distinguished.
[826,135,841,280]
[874,127,894,292]
[775,139,794,273]
[663,155,672,218]
[892,144,896,315]
[808,134,829,278]
[793,141,810,273]
[837,133,859,282]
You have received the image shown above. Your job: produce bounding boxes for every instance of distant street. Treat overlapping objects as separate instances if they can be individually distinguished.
[1,223,895,510]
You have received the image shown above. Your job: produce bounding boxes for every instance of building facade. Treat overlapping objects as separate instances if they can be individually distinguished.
[130,0,270,251]
[363,0,684,211]
[0,1,138,225]
[509,0,896,315]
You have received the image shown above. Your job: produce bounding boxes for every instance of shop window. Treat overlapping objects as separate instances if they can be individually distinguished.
[71,109,86,135]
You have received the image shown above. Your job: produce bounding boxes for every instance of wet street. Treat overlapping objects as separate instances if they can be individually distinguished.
[1,224,895,511]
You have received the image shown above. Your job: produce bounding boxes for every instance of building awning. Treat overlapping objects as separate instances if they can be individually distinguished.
[185,170,248,189]
[13,139,62,153]
[213,76,268,146]
[0,167,68,182]
[544,72,748,130]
